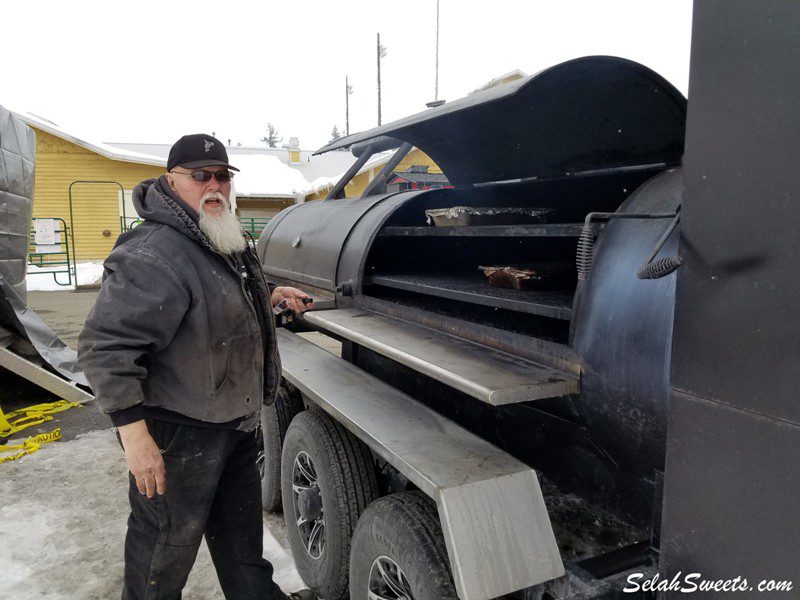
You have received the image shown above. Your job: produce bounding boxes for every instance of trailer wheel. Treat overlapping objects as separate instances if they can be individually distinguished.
[349,492,458,600]
[282,409,379,599]
[258,383,304,512]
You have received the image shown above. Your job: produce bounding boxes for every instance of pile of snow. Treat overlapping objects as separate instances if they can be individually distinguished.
[229,148,394,198]
[299,150,395,197]
[232,154,310,198]
[303,173,341,197]
[26,262,104,292]
[105,143,359,186]
[0,429,305,598]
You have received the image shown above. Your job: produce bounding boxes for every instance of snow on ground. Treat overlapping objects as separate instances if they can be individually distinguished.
[0,429,304,599]
[26,262,104,292]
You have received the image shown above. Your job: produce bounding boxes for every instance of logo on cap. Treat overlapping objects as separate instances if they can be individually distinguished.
[204,139,214,152]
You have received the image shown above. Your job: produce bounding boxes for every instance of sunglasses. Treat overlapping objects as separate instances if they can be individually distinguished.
[172,169,234,183]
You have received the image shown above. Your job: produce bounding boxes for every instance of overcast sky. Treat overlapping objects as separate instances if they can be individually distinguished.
[3,0,693,151]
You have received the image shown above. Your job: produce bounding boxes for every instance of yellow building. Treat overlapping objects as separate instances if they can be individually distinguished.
[304,147,443,201]
[16,113,165,261]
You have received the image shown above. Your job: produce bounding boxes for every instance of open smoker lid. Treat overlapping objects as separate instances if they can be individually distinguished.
[316,56,686,185]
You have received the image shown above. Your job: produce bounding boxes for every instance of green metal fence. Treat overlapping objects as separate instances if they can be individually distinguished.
[24,215,270,290]
[240,217,271,239]
[122,217,143,231]
[28,217,73,286]
[121,217,270,236]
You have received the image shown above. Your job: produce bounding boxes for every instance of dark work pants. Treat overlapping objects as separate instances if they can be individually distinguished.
[121,419,288,600]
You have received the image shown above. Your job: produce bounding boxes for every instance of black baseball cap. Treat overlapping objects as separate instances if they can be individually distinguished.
[167,133,239,172]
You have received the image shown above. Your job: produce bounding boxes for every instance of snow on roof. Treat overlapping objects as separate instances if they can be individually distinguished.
[109,142,302,161]
[471,69,528,93]
[108,142,360,197]
[293,149,357,183]
[303,174,342,197]
[109,143,357,180]
[231,154,311,198]
[8,111,418,198]
[9,110,166,167]
[300,150,396,196]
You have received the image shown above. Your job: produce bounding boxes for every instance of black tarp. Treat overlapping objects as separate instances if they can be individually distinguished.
[0,106,35,303]
[0,106,88,388]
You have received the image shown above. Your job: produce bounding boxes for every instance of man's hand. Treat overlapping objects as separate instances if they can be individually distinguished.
[118,420,166,498]
[271,286,314,314]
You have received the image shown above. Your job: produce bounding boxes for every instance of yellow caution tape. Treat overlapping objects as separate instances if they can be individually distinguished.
[0,400,81,438]
[0,400,79,462]
[0,428,62,463]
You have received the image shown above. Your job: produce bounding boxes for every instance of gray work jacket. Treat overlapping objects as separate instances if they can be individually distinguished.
[78,177,280,431]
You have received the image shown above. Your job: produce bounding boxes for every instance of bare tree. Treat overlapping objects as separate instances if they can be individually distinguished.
[260,123,282,148]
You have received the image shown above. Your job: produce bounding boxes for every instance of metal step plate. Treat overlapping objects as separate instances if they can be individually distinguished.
[302,308,578,405]
[0,346,94,404]
[278,329,564,600]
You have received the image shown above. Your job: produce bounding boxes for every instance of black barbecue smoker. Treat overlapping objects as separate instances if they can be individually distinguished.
[255,3,799,599]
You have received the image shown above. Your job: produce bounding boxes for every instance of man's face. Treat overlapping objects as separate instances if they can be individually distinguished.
[166,165,232,216]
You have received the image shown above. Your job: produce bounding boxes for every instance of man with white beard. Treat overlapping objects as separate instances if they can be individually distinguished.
[79,134,316,600]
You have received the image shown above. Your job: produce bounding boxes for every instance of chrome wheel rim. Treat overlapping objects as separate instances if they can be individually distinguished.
[256,445,266,480]
[292,450,325,559]
[368,555,415,600]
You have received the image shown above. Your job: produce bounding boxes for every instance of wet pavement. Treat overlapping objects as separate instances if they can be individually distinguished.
[3,288,325,595]
[28,289,100,350]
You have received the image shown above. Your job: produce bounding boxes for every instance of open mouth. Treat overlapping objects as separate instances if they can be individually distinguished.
[203,199,224,211]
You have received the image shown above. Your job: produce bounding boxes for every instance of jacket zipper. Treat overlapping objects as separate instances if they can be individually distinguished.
[220,253,265,400]
[220,254,259,323]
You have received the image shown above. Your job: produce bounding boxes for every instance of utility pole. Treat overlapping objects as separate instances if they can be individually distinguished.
[345,75,353,136]
[426,1,446,108]
[435,0,440,102]
[377,33,387,125]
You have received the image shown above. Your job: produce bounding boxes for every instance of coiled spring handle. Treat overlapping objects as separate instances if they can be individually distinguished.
[577,211,682,281]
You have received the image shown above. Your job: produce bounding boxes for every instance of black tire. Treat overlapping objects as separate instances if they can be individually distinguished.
[282,409,379,599]
[349,491,458,600]
[259,383,304,512]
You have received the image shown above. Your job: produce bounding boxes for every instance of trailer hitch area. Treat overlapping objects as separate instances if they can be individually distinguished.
[576,211,683,281]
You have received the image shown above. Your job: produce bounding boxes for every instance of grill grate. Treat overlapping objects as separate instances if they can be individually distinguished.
[378,224,585,238]
[366,273,574,321]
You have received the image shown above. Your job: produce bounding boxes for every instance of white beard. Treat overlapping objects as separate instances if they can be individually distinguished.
[197,192,247,255]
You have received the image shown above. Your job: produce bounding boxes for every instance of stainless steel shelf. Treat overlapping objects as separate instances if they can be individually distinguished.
[302,308,579,405]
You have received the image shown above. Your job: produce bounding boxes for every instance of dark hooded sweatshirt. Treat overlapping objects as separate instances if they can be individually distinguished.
[77,177,280,432]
